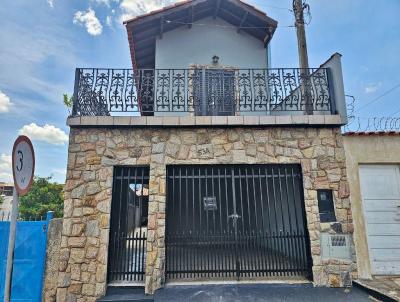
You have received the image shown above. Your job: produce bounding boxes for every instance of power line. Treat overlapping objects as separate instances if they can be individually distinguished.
[389,107,400,117]
[355,83,400,113]
[165,19,295,29]
[261,4,292,12]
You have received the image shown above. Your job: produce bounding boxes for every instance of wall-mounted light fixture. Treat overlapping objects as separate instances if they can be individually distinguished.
[212,55,219,65]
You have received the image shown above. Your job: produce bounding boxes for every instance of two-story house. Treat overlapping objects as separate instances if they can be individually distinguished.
[56,0,356,300]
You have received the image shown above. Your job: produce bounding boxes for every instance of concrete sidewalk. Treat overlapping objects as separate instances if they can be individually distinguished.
[355,277,400,301]
[154,283,376,302]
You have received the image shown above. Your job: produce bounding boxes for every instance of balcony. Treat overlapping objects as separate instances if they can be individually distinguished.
[69,54,347,127]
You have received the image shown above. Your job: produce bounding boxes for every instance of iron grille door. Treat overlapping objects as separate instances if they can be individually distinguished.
[193,69,235,116]
[165,165,312,280]
[108,166,149,284]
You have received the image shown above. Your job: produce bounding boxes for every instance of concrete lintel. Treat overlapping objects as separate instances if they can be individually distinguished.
[196,116,212,125]
[147,116,163,126]
[67,117,81,126]
[114,116,130,126]
[163,116,180,126]
[291,115,309,125]
[275,115,292,125]
[179,116,196,126]
[97,116,114,126]
[67,114,344,127]
[130,116,147,126]
[308,115,325,125]
[259,116,276,125]
[324,115,342,125]
[227,116,244,125]
[80,116,98,126]
[211,116,228,125]
[243,116,260,125]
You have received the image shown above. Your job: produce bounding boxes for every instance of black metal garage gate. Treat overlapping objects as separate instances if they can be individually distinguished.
[107,166,149,283]
[165,164,312,280]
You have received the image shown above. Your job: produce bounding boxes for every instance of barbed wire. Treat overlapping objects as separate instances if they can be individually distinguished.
[342,95,400,132]
[343,116,400,133]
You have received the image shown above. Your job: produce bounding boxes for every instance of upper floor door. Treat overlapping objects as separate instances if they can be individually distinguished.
[193,69,236,116]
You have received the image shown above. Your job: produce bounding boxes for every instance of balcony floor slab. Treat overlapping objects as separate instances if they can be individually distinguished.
[68,114,344,128]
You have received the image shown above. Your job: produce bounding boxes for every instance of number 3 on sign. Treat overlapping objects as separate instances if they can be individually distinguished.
[12,136,35,196]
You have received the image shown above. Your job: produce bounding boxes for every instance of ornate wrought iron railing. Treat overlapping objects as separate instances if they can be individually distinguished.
[72,68,335,116]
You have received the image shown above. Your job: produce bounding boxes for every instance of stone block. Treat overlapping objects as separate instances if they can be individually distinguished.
[56,288,67,301]
[58,272,71,288]
[85,220,100,237]
[86,247,98,259]
[82,284,95,296]
[70,249,85,263]
[152,142,165,154]
[86,183,101,195]
[71,224,85,237]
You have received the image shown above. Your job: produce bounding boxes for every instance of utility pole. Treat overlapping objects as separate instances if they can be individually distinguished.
[293,0,313,114]
[293,0,309,70]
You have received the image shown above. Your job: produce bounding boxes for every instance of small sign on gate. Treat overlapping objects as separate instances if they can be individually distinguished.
[203,196,217,211]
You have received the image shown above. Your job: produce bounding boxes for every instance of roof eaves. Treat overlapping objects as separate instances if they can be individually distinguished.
[123,0,191,25]
[123,0,277,27]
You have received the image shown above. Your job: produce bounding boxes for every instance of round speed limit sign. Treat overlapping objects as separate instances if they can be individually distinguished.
[12,136,35,196]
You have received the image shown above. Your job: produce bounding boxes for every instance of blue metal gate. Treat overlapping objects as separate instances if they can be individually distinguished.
[0,212,52,301]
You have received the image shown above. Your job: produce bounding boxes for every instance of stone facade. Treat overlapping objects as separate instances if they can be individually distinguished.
[55,126,356,300]
[43,218,63,302]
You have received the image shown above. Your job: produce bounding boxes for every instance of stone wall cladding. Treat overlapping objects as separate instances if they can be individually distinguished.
[43,218,62,302]
[55,126,356,300]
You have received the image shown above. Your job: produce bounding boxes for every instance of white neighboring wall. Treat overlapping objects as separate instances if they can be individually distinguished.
[0,195,12,220]
[155,17,268,69]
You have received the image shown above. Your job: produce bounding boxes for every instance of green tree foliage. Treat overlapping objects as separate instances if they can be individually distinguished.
[0,195,4,204]
[64,93,73,115]
[19,176,64,220]
[63,93,73,108]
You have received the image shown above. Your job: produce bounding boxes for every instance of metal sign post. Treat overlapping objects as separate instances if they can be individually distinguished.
[4,136,35,302]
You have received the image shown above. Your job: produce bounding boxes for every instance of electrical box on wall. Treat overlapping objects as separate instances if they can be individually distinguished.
[321,234,352,260]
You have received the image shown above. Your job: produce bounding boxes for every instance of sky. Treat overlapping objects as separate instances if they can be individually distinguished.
[0,0,399,184]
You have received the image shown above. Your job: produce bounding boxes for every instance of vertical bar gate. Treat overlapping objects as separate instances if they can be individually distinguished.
[107,166,149,284]
[165,164,312,280]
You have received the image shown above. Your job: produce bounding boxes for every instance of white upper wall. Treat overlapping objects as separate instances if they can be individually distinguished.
[155,17,268,69]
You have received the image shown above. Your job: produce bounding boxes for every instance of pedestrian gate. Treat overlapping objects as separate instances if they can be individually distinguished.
[166,165,312,280]
[107,166,149,284]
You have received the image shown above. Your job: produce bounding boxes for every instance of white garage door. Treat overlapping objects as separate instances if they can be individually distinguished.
[359,165,400,275]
